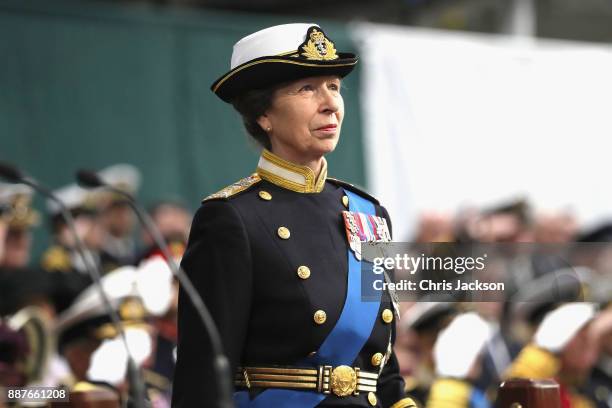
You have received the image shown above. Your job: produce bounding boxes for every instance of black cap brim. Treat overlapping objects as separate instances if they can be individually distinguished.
[211,53,358,103]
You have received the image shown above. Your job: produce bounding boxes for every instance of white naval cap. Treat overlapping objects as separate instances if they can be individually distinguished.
[534,302,597,353]
[211,23,358,102]
[434,312,493,378]
[98,163,141,194]
[230,23,318,69]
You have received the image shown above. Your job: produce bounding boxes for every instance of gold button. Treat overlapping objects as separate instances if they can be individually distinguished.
[313,310,327,325]
[297,265,311,279]
[371,352,383,367]
[342,195,349,208]
[277,227,291,239]
[367,392,377,406]
[258,191,272,201]
[381,309,393,324]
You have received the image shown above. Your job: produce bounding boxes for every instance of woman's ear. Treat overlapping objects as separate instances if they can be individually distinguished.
[257,115,271,132]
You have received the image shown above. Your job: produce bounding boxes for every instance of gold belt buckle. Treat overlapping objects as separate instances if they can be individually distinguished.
[329,365,358,397]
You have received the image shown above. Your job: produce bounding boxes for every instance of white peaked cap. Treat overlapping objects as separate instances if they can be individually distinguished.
[434,312,493,378]
[47,183,92,215]
[211,23,357,102]
[231,23,318,69]
[0,182,33,201]
[534,302,597,353]
[98,163,141,193]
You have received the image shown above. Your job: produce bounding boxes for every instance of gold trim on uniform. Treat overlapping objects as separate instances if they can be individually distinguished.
[505,344,561,379]
[330,365,357,397]
[342,195,349,208]
[2,194,40,229]
[367,392,378,406]
[277,227,291,240]
[94,322,149,340]
[256,149,327,193]
[235,365,378,396]
[276,49,299,57]
[382,309,394,324]
[313,310,327,325]
[41,245,71,272]
[297,265,311,279]
[389,397,418,408]
[301,28,339,61]
[427,378,471,407]
[203,173,262,202]
[371,353,383,367]
[119,298,146,321]
[258,191,272,201]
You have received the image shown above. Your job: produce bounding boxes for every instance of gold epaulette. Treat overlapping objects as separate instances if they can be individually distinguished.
[570,393,596,408]
[41,245,71,272]
[202,173,262,202]
[426,378,471,408]
[505,344,561,380]
[390,397,418,408]
[327,177,380,205]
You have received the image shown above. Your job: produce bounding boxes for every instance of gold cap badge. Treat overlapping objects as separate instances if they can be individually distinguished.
[300,27,338,61]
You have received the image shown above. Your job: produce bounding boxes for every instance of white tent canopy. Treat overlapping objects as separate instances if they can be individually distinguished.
[354,23,612,239]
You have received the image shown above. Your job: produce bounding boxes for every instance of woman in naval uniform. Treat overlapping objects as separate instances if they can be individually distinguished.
[172,23,416,408]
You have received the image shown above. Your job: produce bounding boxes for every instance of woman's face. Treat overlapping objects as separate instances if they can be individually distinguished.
[258,75,344,163]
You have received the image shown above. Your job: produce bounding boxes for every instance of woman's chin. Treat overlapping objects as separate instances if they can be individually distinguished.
[312,141,338,157]
[312,134,340,154]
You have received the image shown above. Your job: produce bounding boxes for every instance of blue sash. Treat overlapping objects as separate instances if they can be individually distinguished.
[234,189,382,408]
[469,388,491,408]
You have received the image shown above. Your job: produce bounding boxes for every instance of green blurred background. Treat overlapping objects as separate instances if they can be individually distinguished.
[0,0,366,259]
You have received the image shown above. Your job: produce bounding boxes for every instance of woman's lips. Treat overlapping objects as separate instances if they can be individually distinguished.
[315,124,338,131]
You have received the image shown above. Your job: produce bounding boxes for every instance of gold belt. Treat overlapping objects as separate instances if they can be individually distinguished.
[235,365,378,397]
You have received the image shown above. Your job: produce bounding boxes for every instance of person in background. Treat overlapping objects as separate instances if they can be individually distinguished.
[39,183,103,314]
[584,303,612,408]
[138,199,191,262]
[395,302,458,407]
[41,183,105,275]
[55,262,174,407]
[534,211,579,243]
[136,200,192,402]
[98,164,141,269]
[0,183,39,269]
[0,307,51,394]
[506,303,600,408]
[425,312,493,408]
[0,183,54,319]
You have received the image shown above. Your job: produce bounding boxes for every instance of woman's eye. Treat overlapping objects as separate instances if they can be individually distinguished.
[328,83,340,91]
[299,84,314,92]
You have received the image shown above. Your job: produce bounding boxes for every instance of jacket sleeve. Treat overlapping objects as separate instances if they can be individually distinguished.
[379,352,416,408]
[375,205,415,407]
[172,200,253,407]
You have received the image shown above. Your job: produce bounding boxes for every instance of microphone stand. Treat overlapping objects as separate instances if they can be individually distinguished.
[0,167,148,408]
[78,179,233,408]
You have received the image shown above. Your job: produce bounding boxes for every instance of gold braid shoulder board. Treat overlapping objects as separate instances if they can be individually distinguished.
[202,173,262,202]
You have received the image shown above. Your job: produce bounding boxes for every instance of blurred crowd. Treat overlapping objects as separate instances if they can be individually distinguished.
[0,164,192,408]
[1,167,611,407]
[397,200,612,407]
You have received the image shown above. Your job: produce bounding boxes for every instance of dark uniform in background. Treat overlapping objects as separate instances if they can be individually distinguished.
[173,150,415,408]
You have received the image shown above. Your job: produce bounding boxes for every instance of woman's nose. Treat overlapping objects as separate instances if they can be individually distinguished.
[318,87,339,113]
